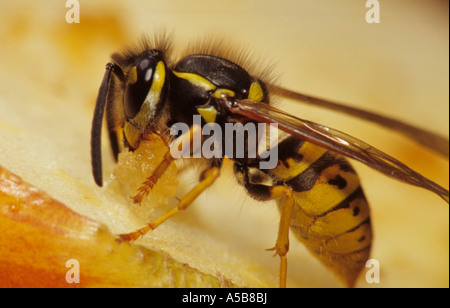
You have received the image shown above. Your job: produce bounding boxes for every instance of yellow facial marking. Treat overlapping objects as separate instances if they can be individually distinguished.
[197,106,218,123]
[130,61,166,129]
[124,121,141,149]
[128,66,137,84]
[173,71,215,91]
[248,81,264,102]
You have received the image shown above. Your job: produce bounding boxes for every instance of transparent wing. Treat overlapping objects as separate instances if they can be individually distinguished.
[272,86,449,158]
[222,98,449,203]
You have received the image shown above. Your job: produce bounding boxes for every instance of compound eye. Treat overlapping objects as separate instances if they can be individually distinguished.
[124,56,157,118]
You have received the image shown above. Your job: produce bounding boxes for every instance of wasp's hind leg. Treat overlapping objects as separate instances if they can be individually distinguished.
[234,162,294,288]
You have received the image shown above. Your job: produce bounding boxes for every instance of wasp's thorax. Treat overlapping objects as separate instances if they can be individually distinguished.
[168,54,269,128]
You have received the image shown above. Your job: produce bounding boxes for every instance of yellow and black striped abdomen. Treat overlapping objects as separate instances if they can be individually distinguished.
[271,136,372,287]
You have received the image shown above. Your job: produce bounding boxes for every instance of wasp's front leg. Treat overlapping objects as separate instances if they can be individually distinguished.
[131,149,175,204]
[119,165,221,241]
[132,124,202,204]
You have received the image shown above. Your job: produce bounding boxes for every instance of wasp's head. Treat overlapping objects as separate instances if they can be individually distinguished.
[113,49,169,149]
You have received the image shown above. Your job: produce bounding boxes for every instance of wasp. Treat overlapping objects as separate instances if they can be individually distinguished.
[90,35,449,288]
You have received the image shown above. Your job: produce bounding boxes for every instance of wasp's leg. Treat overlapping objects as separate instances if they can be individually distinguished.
[267,186,294,288]
[132,125,202,204]
[240,181,294,287]
[246,182,294,288]
[250,185,293,288]
[120,166,221,241]
[235,163,294,288]
[131,149,174,204]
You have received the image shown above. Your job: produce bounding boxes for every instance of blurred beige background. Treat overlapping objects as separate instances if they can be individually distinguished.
[0,0,448,287]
